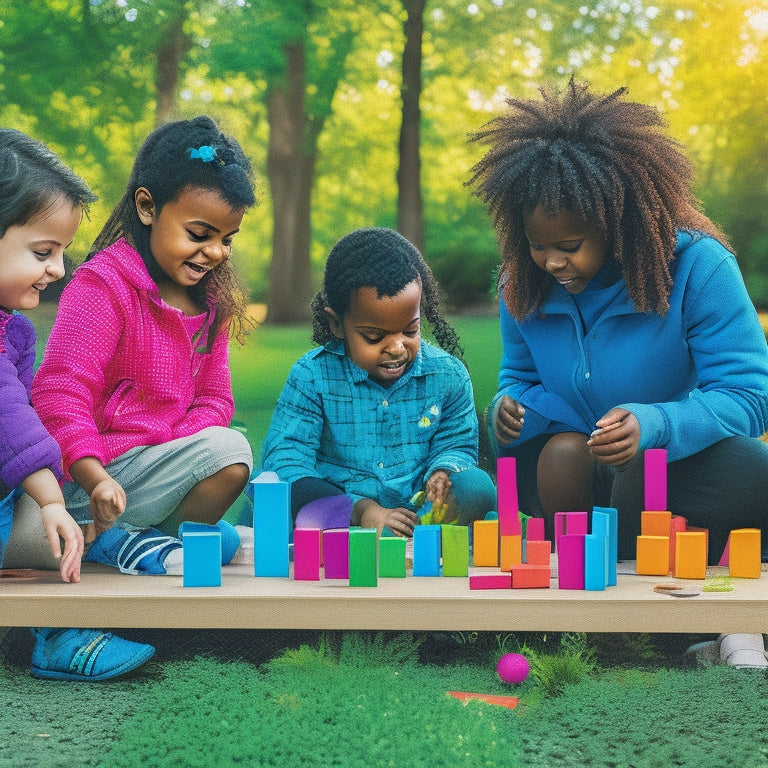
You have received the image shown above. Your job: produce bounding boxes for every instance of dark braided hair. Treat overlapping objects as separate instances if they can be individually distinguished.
[0,128,96,238]
[311,227,464,360]
[468,80,728,319]
[89,115,256,346]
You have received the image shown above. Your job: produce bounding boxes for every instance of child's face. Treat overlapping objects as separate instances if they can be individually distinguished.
[135,185,245,290]
[0,196,81,312]
[523,206,606,294]
[327,279,422,387]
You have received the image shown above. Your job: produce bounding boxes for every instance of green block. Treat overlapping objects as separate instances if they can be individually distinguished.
[379,536,407,578]
[349,527,377,586]
[441,524,469,577]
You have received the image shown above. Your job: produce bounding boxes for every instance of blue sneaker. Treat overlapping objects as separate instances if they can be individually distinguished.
[30,628,155,681]
[84,527,182,575]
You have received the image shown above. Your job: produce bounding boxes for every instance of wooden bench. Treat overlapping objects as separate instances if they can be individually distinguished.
[2,562,766,633]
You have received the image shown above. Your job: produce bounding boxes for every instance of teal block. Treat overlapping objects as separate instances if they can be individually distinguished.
[182,524,222,587]
[413,525,441,576]
[252,480,290,577]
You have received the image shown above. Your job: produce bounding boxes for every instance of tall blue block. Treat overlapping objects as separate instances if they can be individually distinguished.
[252,479,290,577]
[593,506,618,586]
[584,532,607,591]
[413,524,441,576]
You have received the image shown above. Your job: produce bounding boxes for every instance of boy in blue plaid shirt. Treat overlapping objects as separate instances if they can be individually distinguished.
[261,227,495,536]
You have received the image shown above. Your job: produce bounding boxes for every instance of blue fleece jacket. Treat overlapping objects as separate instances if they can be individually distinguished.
[491,231,768,462]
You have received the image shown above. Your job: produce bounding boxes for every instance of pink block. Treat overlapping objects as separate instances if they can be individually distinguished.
[293,528,321,581]
[557,533,585,590]
[496,457,521,536]
[644,449,668,511]
[322,529,349,579]
[526,517,545,541]
[469,573,512,590]
[669,516,687,573]
[554,511,587,552]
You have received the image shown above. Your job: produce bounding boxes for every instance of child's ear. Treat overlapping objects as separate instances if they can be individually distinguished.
[325,307,344,339]
[134,187,156,225]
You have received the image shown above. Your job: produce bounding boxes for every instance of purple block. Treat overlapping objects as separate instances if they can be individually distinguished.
[293,528,321,581]
[322,529,349,579]
[557,533,585,590]
[644,449,668,511]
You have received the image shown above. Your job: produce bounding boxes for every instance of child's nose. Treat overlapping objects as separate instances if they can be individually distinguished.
[544,250,567,272]
[46,253,65,280]
[203,241,230,261]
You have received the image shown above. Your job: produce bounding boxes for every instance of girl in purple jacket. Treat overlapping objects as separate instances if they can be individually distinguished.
[0,129,154,679]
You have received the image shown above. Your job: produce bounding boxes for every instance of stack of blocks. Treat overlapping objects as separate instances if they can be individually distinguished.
[181,461,761,587]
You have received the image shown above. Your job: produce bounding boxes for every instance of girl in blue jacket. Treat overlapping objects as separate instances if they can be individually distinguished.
[469,82,768,668]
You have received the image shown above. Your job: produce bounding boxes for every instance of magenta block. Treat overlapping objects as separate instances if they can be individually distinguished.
[554,511,587,553]
[644,448,668,511]
[496,457,521,536]
[557,533,586,590]
[293,528,321,581]
[526,517,545,541]
[322,529,349,579]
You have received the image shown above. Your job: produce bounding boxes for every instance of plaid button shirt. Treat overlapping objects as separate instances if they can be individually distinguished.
[261,340,479,508]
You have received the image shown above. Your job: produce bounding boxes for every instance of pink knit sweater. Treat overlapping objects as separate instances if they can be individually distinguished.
[31,239,235,478]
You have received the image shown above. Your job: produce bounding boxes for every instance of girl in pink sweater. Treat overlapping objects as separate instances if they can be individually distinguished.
[32,116,256,575]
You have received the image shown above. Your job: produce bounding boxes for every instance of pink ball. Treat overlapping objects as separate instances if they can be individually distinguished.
[496,653,530,684]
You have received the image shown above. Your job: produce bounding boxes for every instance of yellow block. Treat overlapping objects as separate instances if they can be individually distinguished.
[500,534,522,572]
[472,520,499,567]
[729,528,761,579]
[674,532,707,579]
[636,535,669,576]
[641,510,671,537]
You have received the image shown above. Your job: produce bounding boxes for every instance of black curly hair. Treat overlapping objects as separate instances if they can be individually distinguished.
[0,128,96,238]
[468,80,728,320]
[90,115,256,346]
[311,227,463,360]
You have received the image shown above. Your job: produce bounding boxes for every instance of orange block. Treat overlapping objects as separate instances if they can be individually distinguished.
[500,534,522,571]
[511,563,551,588]
[674,531,707,579]
[641,510,671,537]
[525,539,552,566]
[636,535,670,576]
[729,528,761,579]
[473,520,499,567]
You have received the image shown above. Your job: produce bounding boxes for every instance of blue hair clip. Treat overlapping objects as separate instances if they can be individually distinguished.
[189,146,217,162]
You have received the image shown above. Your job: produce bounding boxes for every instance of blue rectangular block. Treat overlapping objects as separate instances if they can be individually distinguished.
[252,479,290,577]
[584,533,607,591]
[181,523,222,587]
[413,524,441,576]
[593,506,618,586]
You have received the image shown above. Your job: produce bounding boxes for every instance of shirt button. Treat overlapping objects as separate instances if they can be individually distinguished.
[585,372,590,379]
[381,400,388,407]
[378,462,384,468]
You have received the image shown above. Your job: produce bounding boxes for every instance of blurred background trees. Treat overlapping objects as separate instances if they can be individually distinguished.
[2,0,766,318]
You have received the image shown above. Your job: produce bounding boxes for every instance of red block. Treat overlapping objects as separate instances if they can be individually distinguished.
[511,563,551,589]
[469,573,512,590]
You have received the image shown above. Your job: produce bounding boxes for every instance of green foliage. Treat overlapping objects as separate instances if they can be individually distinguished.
[516,633,598,699]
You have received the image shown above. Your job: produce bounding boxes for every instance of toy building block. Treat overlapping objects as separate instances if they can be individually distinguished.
[413,524,441,576]
[592,506,618,586]
[181,523,222,587]
[669,516,687,574]
[557,533,585,589]
[525,517,546,541]
[322,529,349,579]
[473,519,499,567]
[636,535,670,576]
[252,479,290,577]
[584,533,608,591]
[674,531,707,579]
[379,536,407,578]
[641,510,672,537]
[524,539,551,566]
[469,573,512,589]
[511,563,551,588]
[441,525,469,577]
[554,511,588,553]
[496,457,522,536]
[499,534,522,571]
[718,534,730,567]
[644,448,667,511]
[293,528,321,581]
[728,528,761,578]
[349,527,377,586]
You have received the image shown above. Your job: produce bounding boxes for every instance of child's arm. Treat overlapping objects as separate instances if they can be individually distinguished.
[69,456,126,542]
[21,468,83,583]
[351,498,419,538]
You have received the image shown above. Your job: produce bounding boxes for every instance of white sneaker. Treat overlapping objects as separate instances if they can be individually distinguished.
[717,633,768,669]
[229,525,255,565]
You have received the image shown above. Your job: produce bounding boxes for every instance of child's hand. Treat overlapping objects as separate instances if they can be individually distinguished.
[87,477,127,541]
[425,469,451,507]
[494,395,525,445]
[353,498,419,538]
[587,408,640,466]
[39,502,84,583]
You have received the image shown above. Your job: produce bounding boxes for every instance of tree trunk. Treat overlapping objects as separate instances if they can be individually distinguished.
[397,0,426,253]
[155,7,191,124]
[265,41,315,323]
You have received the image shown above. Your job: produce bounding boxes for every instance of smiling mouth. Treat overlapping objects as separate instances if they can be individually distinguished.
[184,261,210,274]
[381,360,407,372]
